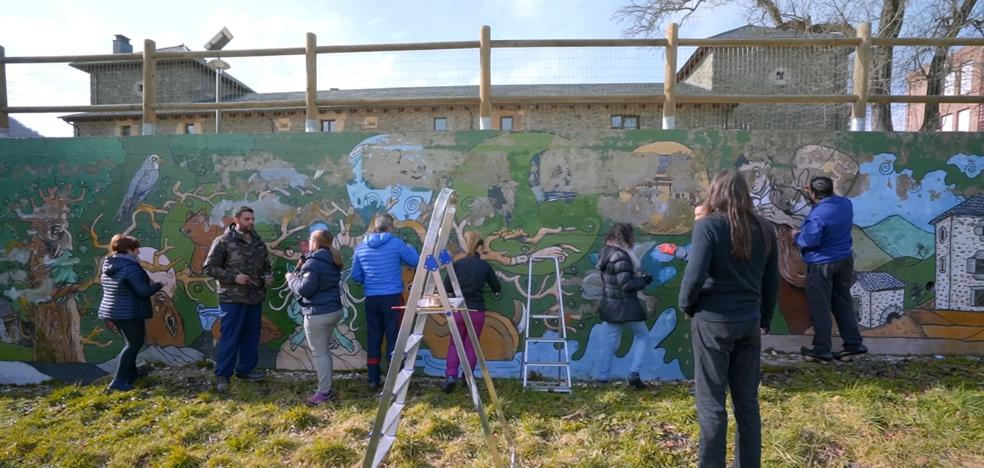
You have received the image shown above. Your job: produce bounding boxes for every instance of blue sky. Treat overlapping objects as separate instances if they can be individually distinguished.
[1,0,746,135]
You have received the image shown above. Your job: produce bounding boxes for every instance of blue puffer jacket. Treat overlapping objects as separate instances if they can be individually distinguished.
[352,232,419,297]
[98,254,162,320]
[287,248,343,315]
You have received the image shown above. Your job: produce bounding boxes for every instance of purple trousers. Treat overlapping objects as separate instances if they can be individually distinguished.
[446,310,485,377]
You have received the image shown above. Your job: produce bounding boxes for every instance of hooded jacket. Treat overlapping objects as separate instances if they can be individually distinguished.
[98,254,162,320]
[596,246,648,323]
[287,248,343,315]
[351,232,419,297]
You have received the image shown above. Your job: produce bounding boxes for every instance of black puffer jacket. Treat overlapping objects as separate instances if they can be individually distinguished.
[596,246,648,323]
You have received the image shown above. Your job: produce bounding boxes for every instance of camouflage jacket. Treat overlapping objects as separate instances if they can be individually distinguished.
[203,224,271,305]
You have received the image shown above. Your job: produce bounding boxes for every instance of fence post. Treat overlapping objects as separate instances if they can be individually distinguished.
[305,32,318,133]
[851,22,871,131]
[479,25,492,130]
[663,23,678,130]
[0,46,8,138]
[142,39,157,135]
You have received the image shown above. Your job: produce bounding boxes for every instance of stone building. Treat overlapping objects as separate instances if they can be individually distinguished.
[850,271,905,328]
[931,194,984,312]
[62,26,852,136]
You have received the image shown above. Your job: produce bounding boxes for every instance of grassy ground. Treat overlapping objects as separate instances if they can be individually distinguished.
[0,356,981,467]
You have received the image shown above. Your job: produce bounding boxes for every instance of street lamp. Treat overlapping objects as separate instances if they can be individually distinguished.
[205,28,233,133]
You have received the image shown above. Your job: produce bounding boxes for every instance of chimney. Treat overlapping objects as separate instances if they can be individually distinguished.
[113,35,132,54]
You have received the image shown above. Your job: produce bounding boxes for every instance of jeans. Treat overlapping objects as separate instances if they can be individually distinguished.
[110,319,146,384]
[593,320,648,381]
[303,311,343,394]
[214,302,262,378]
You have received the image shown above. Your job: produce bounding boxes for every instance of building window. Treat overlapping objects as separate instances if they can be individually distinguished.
[133,83,143,96]
[940,257,947,273]
[941,114,954,131]
[939,226,947,243]
[959,62,974,95]
[120,125,131,136]
[434,117,448,131]
[957,109,971,132]
[500,116,513,131]
[364,116,378,129]
[321,119,337,133]
[974,289,984,307]
[969,250,984,278]
[275,118,291,132]
[184,123,197,134]
[944,71,956,96]
[611,115,640,129]
[852,296,862,314]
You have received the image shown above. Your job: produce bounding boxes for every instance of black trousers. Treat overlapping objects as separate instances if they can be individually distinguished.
[365,294,402,383]
[806,256,863,353]
[111,319,146,384]
[691,316,761,468]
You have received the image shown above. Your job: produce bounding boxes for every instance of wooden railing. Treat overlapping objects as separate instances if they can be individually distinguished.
[1,24,983,135]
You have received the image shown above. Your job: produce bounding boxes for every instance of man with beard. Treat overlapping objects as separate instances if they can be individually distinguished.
[204,206,273,393]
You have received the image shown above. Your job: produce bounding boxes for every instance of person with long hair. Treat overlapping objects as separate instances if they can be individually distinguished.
[98,234,163,392]
[440,231,501,393]
[594,222,654,389]
[287,229,345,405]
[679,170,779,468]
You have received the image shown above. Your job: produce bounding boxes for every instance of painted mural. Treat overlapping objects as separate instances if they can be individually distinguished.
[0,131,981,380]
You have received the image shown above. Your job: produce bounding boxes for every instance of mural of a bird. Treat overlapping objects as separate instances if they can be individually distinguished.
[115,154,162,223]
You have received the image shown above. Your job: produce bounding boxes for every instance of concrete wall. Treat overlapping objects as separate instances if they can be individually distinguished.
[0,130,981,378]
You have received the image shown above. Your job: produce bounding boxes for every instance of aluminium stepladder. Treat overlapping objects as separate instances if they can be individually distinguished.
[520,254,572,393]
[363,188,516,468]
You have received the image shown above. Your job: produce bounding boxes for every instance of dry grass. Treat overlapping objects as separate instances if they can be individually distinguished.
[0,356,981,467]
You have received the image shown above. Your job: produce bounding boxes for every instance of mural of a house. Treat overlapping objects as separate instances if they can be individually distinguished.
[851,272,905,328]
[931,194,984,312]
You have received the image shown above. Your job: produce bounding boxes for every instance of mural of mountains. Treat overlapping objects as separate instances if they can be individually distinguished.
[852,226,894,271]
[862,215,935,260]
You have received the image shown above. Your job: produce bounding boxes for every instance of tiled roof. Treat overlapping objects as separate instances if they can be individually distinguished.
[929,194,984,225]
[854,271,905,292]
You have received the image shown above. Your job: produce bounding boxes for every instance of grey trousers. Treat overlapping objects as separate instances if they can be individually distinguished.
[806,256,863,353]
[691,316,761,468]
[303,311,342,394]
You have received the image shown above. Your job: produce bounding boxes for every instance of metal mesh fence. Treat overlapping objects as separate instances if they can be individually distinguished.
[492,47,661,85]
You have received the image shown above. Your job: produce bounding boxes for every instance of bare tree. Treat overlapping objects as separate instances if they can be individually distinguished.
[617,1,984,131]
[916,0,982,131]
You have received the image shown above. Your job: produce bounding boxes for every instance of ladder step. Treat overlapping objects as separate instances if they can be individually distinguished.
[525,361,569,366]
[373,435,397,467]
[526,337,566,343]
[530,314,561,319]
[383,402,406,435]
[392,368,415,397]
[526,385,572,393]
[405,333,424,352]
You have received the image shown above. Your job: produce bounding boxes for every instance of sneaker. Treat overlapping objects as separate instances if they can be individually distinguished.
[215,376,230,393]
[800,346,834,362]
[235,370,266,381]
[442,376,457,394]
[306,389,338,406]
[627,372,647,390]
[834,345,868,361]
[368,380,381,393]
[105,379,133,393]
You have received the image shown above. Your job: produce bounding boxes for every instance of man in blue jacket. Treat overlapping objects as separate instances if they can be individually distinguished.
[352,213,420,390]
[795,177,867,362]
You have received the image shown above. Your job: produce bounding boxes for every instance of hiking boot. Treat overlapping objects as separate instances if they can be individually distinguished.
[801,346,834,362]
[834,345,868,362]
[627,372,647,390]
[442,376,457,394]
[235,370,266,381]
[215,376,230,393]
[105,379,133,394]
[306,389,338,406]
